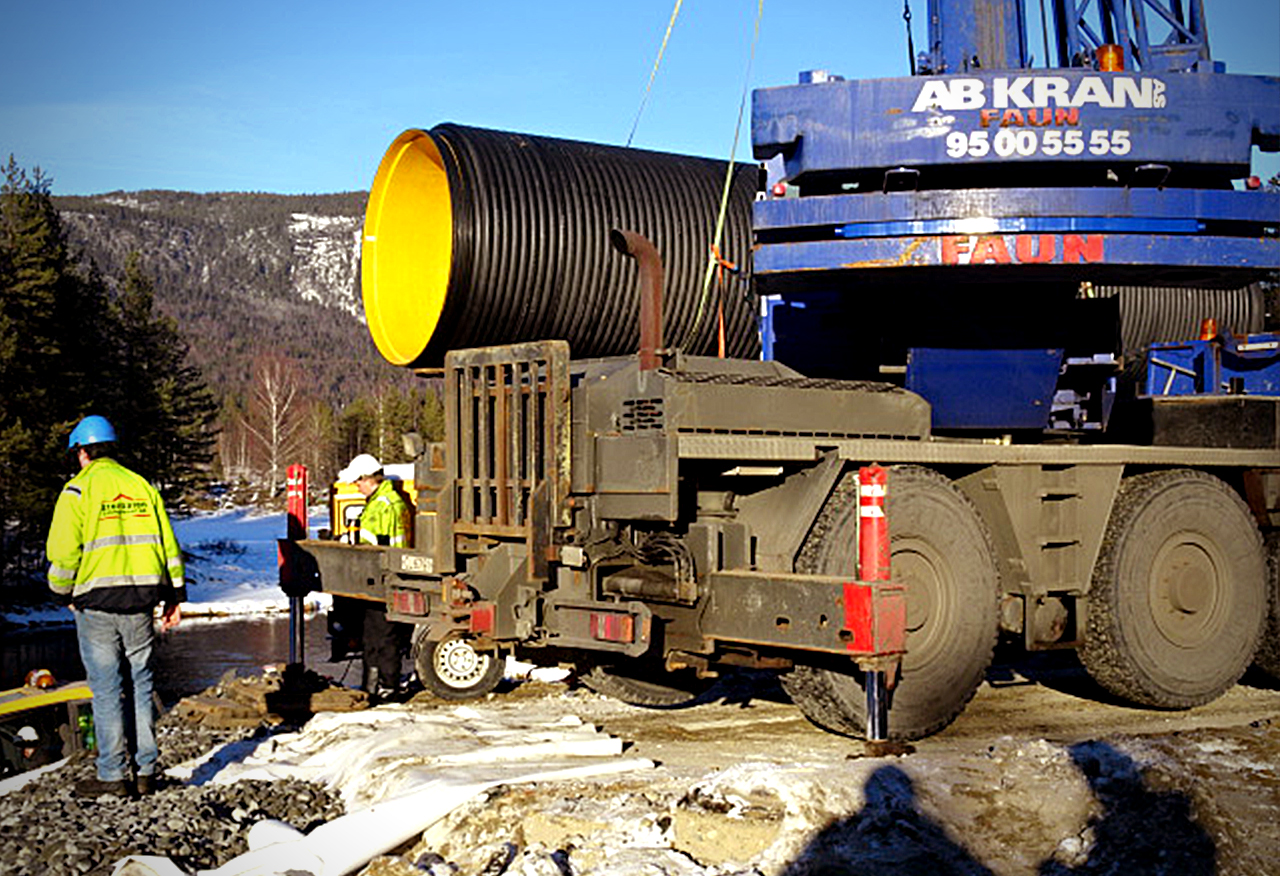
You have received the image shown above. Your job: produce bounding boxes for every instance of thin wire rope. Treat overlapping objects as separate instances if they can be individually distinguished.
[683,0,764,350]
[1039,0,1051,66]
[904,0,916,75]
[627,0,685,148]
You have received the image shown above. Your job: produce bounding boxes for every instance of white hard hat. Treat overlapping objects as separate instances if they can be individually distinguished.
[17,726,38,743]
[339,453,383,483]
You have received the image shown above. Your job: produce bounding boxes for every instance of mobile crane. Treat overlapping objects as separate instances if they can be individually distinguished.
[287,0,1280,741]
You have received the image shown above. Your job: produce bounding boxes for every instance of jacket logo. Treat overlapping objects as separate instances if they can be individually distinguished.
[101,493,151,520]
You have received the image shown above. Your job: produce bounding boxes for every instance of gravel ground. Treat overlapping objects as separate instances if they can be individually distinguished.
[2,669,1278,876]
[0,717,344,875]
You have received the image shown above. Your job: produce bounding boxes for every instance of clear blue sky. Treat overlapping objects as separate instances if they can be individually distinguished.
[2,0,1276,195]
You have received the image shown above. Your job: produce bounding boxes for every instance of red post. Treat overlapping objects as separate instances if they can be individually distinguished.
[858,465,890,581]
[281,464,309,666]
[285,464,308,541]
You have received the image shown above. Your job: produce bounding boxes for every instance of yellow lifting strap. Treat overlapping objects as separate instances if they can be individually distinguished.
[684,0,766,351]
[627,0,685,148]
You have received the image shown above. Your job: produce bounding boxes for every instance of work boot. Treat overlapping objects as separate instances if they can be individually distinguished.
[74,777,131,800]
[136,774,159,796]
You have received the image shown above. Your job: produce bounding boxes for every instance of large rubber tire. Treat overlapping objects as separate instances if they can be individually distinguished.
[413,632,503,701]
[579,663,712,708]
[1253,532,1280,682]
[782,466,1000,741]
[1081,470,1266,708]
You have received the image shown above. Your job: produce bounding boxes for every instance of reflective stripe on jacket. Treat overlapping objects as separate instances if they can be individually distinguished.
[46,457,186,613]
[358,479,409,547]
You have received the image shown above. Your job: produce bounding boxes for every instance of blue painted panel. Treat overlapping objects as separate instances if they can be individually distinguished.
[752,72,1279,175]
[1147,335,1280,395]
[1224,339,1280,395]
[926,0,1028,72]
[906,348,1062,429]
[835,216,1203,237]
[1146,341,1216,394]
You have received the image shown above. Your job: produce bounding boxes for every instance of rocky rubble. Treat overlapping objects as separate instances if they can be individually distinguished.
[2,672,1277,876]
[0,717,344,875]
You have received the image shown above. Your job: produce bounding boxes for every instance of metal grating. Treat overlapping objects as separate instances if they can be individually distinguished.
[674,371,905,393]
[444,342,571,575]
[621,398,665,431]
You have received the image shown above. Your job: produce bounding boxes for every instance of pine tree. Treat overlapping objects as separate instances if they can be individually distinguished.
[0,157,79,580]
[113,252,219,502]
[1,159,220,585]
[338,395,378,464]
[416,382,446,442]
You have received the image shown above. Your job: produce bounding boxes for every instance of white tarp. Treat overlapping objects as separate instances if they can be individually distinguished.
[114,702,654,876]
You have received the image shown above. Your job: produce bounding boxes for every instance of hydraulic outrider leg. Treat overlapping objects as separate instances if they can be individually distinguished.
[866,667,889,741]
[858,465,901,742]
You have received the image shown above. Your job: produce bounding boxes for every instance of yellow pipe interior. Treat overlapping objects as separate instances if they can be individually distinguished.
[361,130,453,366]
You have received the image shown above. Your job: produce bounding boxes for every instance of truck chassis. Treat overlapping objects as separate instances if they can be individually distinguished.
[294,337,1278,741]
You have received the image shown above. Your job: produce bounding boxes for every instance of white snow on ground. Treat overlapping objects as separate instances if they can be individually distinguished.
[172,507,331,618]
[3,507,329,628]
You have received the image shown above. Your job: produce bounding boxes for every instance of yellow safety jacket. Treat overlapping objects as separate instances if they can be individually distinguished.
[358,479,409,547]
[46,457,186,614]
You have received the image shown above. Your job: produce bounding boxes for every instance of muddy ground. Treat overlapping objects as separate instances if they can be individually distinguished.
[363,652,1280,876]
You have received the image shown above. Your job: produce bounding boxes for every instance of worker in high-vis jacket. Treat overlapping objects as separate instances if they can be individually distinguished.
[343,452,409,547]
[46,415,184,800]
[338,452,410,699]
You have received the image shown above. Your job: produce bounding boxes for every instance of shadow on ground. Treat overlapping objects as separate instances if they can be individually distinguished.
[780,741,1215,876]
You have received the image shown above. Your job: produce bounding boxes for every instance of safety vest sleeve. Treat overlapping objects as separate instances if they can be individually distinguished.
[358,479,409,547]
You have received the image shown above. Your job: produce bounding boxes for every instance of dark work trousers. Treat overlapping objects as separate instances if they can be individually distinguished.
[362,604,407,693]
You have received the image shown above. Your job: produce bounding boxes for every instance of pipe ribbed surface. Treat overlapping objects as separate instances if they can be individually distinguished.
[362,124,759,368]
[1104,284,1265,355]
[1098,284,1265,383]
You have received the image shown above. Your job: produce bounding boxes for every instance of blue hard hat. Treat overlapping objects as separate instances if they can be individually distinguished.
[68,415,117,449]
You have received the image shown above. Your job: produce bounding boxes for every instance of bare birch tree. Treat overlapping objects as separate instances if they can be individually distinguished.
[243,354,308,494]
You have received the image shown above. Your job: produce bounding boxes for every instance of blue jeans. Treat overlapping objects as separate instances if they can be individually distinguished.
[73,608,158,782]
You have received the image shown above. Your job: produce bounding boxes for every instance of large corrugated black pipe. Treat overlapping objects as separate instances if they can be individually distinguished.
[361,124,759,368]
[1105,283,1265,355]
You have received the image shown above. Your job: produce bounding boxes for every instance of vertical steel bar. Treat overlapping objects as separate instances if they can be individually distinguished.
[866,670,890,741]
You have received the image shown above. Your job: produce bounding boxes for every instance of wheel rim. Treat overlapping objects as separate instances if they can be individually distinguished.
[434,638,492,689]
[1148,531,1229,649]
[892,536,948,668]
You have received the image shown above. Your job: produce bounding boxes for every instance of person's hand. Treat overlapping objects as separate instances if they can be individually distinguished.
[159,602,182,631]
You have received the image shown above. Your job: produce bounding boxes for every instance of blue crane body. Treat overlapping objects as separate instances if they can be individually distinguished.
[753,0,1278,432]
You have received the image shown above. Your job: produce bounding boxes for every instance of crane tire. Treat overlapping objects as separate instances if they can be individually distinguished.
[413,632,503,701]
[1251,533,1280,681]
[1082,469,1266,708]
[782,466,999,741]
[580,663,711,708]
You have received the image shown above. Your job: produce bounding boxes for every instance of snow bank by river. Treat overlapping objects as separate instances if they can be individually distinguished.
[3,507,328,628]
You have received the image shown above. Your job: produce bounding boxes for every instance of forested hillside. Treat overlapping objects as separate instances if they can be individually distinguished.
[2,162,219,584]
[53,190,403,406]
[49,188,446,499]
